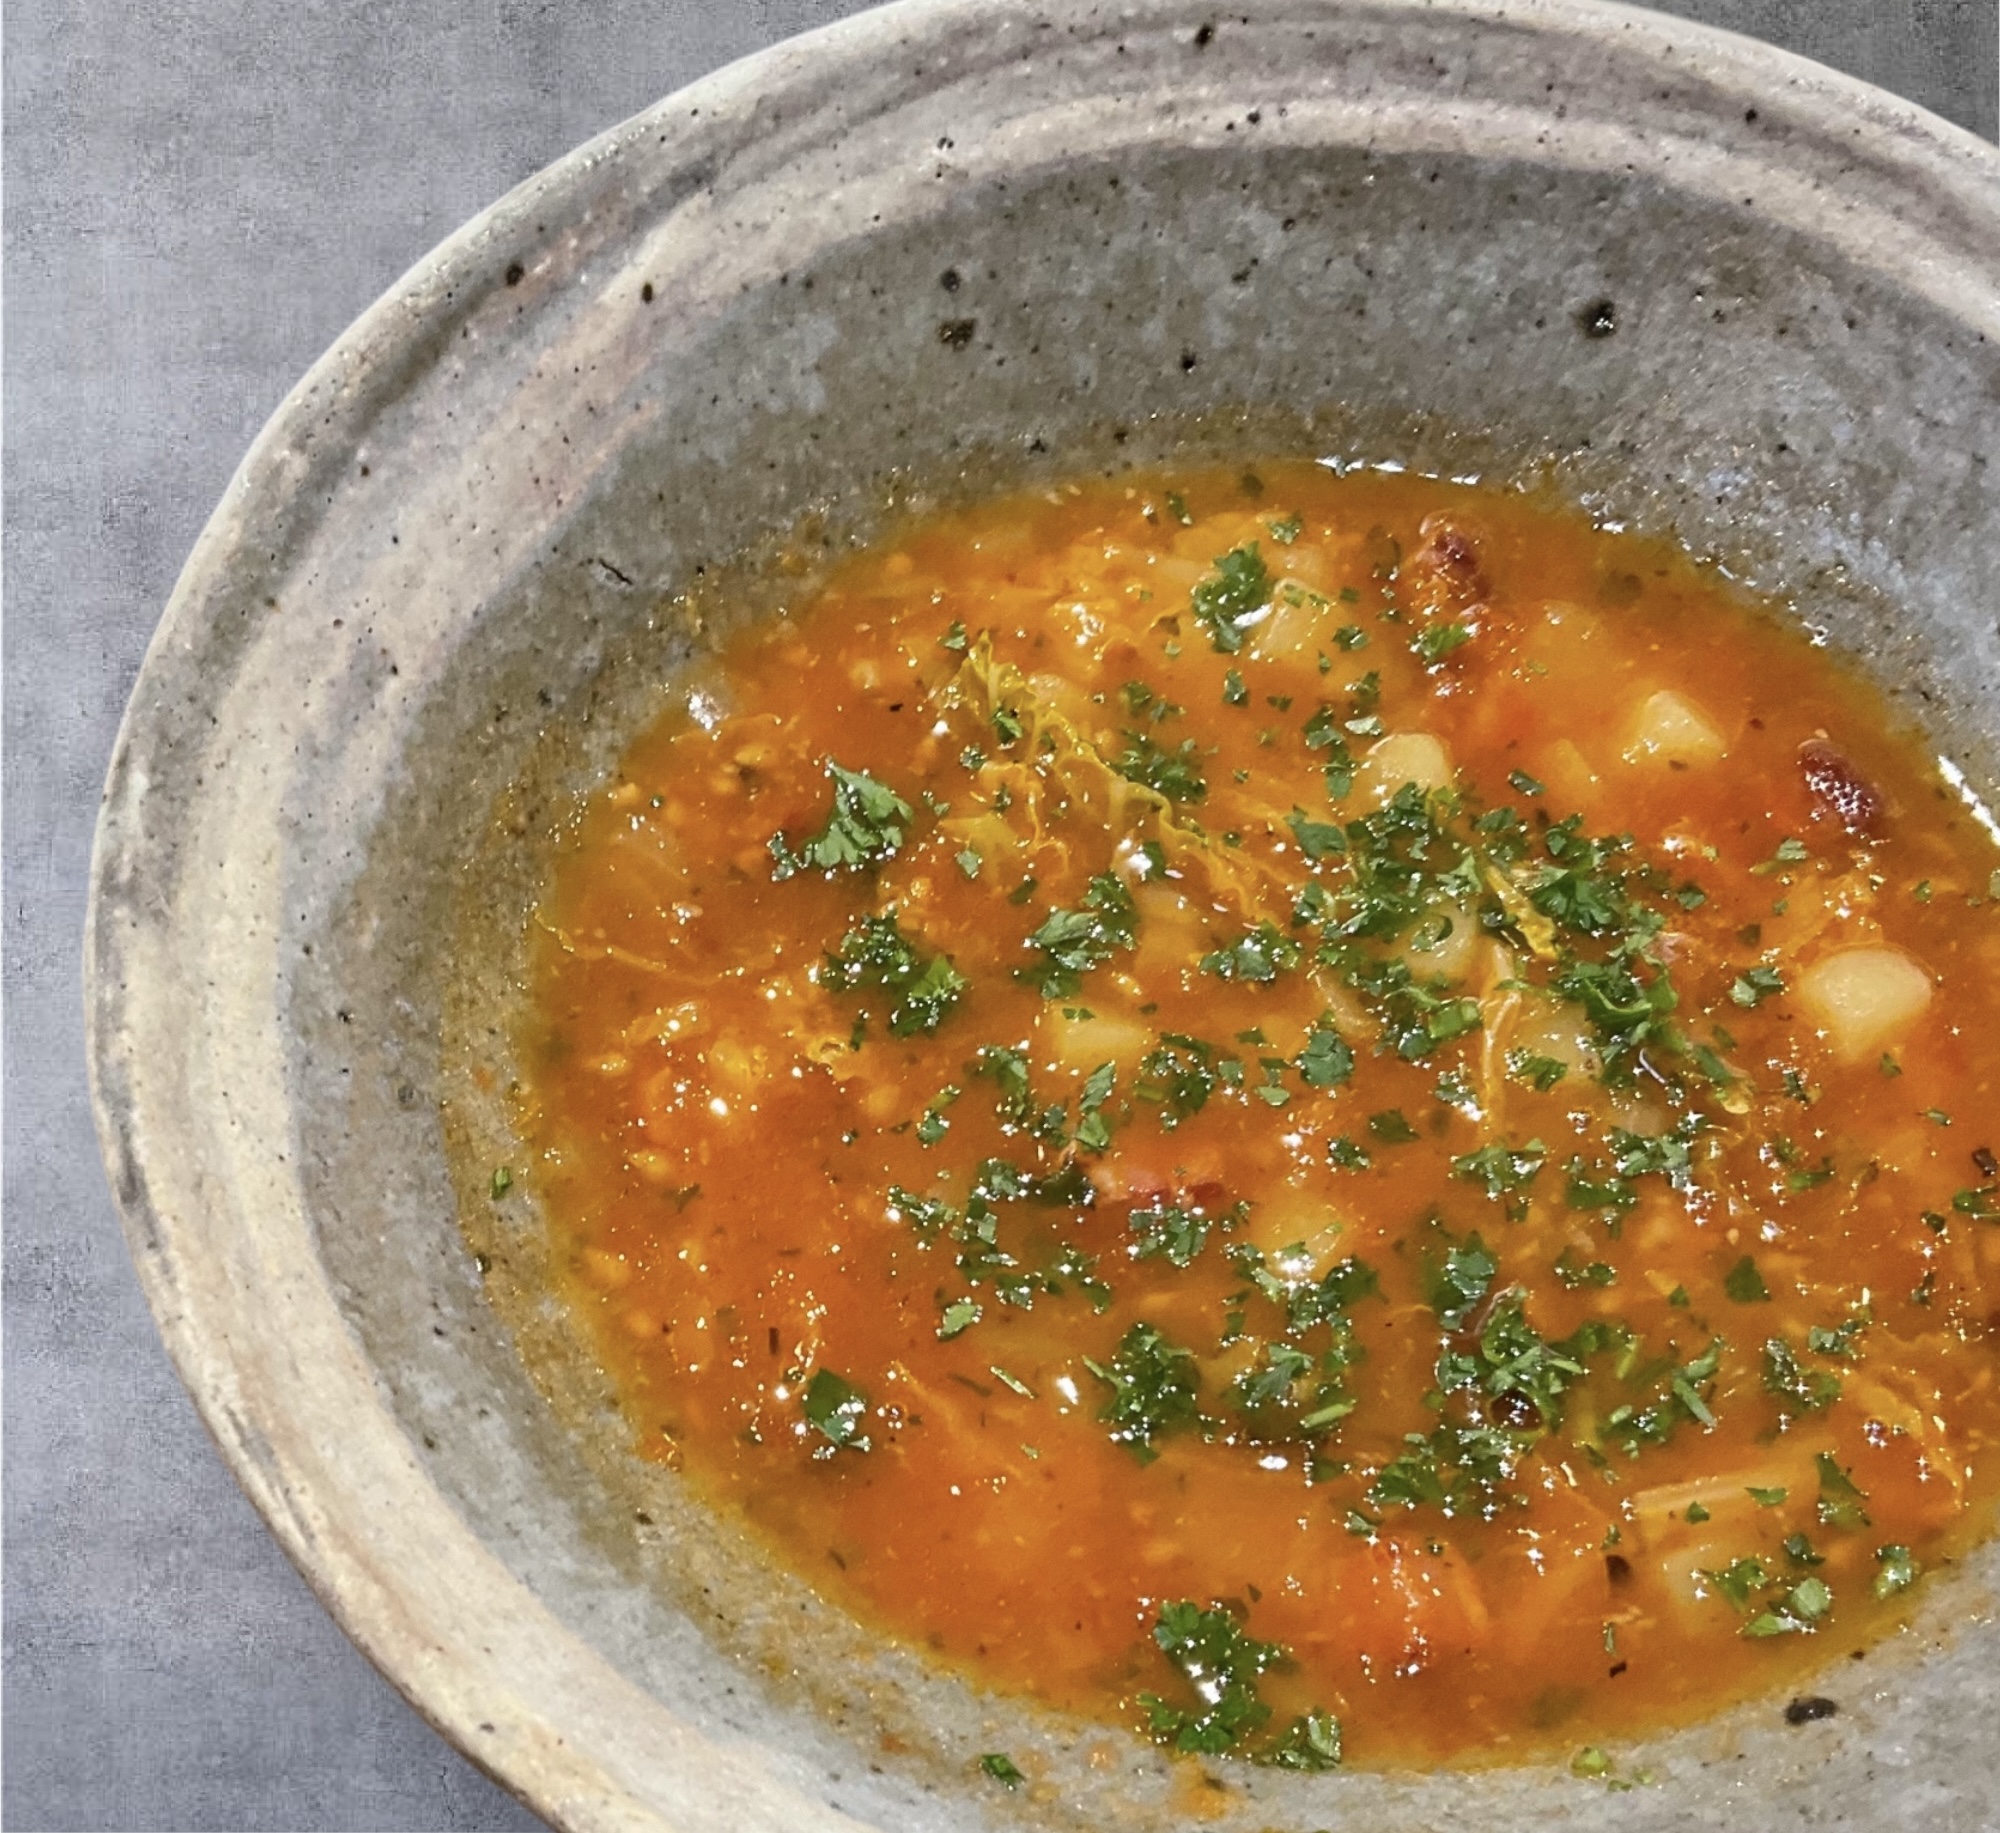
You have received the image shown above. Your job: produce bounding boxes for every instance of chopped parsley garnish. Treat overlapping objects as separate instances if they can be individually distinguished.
[1598,1337,1723,1454]
[1114,728,1208,802]
[1731,965,1786,1008]
[1873,1544,1920,1599]
[1222,667,1249,705]
[1450,1138,1547,1201]
[1553,1248,1616,1289]
[1412,621,1474,664]
[1438,1290,1586,1428]
[1763,1337,1839,1412]
[800,1368,871,1452]
[1368,1421,1523,1520]
[1815,1453,1870,1530]
[978,1752,1024,1788]
[937,1298,981,1339]
[1134,1032,1230,1129]
[1267,512,1304,544]
[1140,1601,1280,1753]
[769,761,913,878]
[1200,920,1303,983]
[1073,1060,1117,1151]
[1286,807,1347,862]
[1294,1018,1356,1088]
[1017,873,1138,998]
[1087,1321,1201,1461]
[1190,544,1271,654]
[1751,835,1812,875]
[1129,1203,1216,1268]
[1429,1234,1497,1328]
[1368,1108,1421,1145]
[1723,1256,1771,1304]
[1506,1050,1570,1092]
[822,912,968,1037]
[1263,1710,1343,1771]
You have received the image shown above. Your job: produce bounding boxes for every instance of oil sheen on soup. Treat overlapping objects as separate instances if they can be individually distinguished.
[510,465,2000,1772]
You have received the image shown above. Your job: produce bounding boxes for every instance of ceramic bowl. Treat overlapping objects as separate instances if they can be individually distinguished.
[87,2,2000,1827]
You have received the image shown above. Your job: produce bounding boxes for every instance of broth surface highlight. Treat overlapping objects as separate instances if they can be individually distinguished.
[511,465,2000,1769]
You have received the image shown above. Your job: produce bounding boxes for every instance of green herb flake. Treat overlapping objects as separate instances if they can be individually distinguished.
[1287,806,1348,862]
[1263,1710,1343,1771]
[1507,1050,1570,1093]
[1685,1501,1711,1524]
[1368,1108,1421,1145]
[1815,1452,1871,1530]
[1723,1256,1771,1304]
[1554,1249,1616,1290]
[978,1753,1025,1789]
[1747,1485,1789,1507]
[1200,920,1302,984]
[937,1298,982,1339]
[1952,1186,2000,1222]
[1751,835,1812,876]
[770,761,914,879]
[1450,1138,1547,1200]
[1164,490,1194,526]
[1268,512,1304,545]
[490,1166,514,1200]
[1764,1337,1840,1412]
[1017,873,1138,998]
[823,912,969,1037]
[1086,1322,1201,1461]
[1295,1019,1356,1089]
[1508,769,1546,797]
[1190,544,1272,654]
[1140,1600,1282,1754]
[939,619,969,651]
[801,1368,872,1452]
[1413,621,1474,664]
[1731,966,1786,1008]
[1873,1544,1920,1599]
[1222,667,1250,706]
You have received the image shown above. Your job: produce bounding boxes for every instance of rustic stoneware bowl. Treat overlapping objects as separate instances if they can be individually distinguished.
[88,1,2000,1827]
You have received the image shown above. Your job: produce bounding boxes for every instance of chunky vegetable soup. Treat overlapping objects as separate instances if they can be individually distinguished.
[511,465,2000,1770]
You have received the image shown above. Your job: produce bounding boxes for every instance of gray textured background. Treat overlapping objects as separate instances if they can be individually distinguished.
[5,2,1995,1829]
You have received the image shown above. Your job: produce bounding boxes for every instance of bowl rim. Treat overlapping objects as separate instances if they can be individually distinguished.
[84,3,2000,1828]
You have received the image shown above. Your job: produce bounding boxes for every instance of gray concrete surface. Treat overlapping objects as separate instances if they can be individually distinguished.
[4,2,1993,1830]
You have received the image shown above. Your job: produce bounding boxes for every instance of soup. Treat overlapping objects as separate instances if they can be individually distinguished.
[505,465,2000,1772]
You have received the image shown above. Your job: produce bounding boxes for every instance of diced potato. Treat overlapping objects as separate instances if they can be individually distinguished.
[1357,732,1453,805]
[1797,946,1933,1063]
[1506,996,1601,1081]
[1398,901,1479,983]
[1244,584,1327,663]
[1622,689,1729,767]
[1244,1186,1346,1265]
[705,1038,769,1094]
[1043,1006,1154,1078]
[1129,883,1206,986]
[1538,738,1603,819]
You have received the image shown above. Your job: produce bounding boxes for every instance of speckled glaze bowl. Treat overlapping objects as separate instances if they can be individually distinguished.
[87,2,2000,1828]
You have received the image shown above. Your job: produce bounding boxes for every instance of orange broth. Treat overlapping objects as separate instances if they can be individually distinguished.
[512,465,2000,1768]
